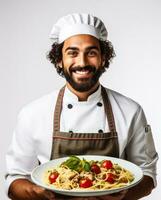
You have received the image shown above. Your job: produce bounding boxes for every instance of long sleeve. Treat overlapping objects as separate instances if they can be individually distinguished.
[5,108,39,194]
[125,106,158,186]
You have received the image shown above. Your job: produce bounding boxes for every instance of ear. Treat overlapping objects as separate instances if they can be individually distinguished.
[101,55,105,66]
[58,61,63,68]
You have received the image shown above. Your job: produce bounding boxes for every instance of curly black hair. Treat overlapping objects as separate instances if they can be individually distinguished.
[47,40,115,76]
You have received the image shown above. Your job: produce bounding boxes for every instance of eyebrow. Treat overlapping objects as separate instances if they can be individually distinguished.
[64,46,100,52]
[65,47,79,52]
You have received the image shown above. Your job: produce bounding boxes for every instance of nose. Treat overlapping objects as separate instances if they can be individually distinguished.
[77,53,88,67]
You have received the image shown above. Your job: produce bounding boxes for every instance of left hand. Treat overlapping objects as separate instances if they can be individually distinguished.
[96,190,128,200]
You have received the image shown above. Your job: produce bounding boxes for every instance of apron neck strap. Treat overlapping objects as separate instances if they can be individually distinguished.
[54,86,65,132]
[101,86,116,132]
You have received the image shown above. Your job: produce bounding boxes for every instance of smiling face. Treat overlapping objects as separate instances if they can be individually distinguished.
[60,34,105,92]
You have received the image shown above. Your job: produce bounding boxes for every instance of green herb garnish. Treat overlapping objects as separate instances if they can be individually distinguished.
[62,156,91,172]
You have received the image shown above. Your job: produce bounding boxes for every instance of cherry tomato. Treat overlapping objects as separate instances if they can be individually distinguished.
[79,178,93,188]
[102,160,113,169]
[91,164,101,174]
[105,173,115,183]
[49,171,59,183]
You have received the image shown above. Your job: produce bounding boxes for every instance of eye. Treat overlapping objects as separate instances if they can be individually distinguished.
[67,51,78,57]
[87,50,98,57]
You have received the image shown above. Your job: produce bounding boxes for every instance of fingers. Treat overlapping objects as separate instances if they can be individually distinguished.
[44,190,55,200]
[111,189,128,198]
[119,189,128,196]
[32,186,55,200]
[98,190,128,200]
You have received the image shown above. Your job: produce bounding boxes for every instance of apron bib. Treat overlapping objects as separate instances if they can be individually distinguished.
[50,86,119,159]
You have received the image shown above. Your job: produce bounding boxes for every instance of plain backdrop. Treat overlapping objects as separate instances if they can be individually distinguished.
[0,0,161,199]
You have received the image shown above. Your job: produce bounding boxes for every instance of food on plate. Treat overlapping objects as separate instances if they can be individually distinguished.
[43,156,134,190]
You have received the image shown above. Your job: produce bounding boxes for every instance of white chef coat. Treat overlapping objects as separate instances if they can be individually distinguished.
[5,85,158,194]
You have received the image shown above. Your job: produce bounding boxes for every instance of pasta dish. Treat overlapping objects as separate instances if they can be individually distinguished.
[43,156,134,190]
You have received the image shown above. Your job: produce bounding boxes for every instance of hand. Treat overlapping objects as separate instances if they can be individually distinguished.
[54,190,127,200]
[96,190,128,200]
[9,179,55,200]
[24,184,55,200]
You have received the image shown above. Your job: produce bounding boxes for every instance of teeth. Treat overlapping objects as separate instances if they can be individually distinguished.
[75,70,89,75]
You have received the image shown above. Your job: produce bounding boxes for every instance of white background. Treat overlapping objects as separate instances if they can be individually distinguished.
[0,0,160,199]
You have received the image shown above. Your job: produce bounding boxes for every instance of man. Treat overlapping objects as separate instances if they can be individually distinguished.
[6,13,158,200]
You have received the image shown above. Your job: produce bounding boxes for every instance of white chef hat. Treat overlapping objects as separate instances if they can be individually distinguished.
[49,13,108,43]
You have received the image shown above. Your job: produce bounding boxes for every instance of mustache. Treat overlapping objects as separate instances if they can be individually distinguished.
[69,65,96,73]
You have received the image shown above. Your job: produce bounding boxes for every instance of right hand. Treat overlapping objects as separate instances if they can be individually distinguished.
[9,179,55,200]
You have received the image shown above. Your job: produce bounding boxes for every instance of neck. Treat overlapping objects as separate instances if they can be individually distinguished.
[66,82,100,101]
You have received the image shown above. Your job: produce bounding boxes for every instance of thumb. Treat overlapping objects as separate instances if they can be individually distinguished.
[43,189,55,200]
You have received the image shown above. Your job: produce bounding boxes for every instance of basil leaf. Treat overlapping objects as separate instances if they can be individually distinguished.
[84,162,91,172]
[63,156,81,171]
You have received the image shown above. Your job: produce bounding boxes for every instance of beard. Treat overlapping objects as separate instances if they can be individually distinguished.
[62,64,105,92]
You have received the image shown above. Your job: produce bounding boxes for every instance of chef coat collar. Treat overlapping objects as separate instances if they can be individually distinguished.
[63,84,102,103]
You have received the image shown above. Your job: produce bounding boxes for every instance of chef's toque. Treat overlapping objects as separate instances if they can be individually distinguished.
[49,13,108,43]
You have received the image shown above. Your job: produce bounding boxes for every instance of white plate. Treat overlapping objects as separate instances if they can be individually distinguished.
[31,155,143,197]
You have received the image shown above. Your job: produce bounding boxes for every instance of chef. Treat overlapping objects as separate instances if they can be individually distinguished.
[6,13,158,200]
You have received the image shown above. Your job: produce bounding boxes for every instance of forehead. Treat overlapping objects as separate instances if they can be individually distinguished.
[62,34,100,51]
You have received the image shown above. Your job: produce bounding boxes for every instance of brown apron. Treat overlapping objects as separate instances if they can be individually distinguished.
[50,85,119,199]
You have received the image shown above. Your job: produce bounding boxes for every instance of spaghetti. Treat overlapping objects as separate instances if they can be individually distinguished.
[43,156,134,190]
